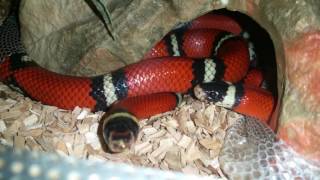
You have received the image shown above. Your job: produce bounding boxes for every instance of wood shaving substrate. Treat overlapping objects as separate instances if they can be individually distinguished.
[0,82,242,178]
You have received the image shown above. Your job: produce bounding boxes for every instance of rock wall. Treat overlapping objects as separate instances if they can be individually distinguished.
[19,0,320,163]
[19,0,216,75]
[0,0,11,23]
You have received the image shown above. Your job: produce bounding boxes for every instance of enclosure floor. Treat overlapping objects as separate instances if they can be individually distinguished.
[0,82,242,178]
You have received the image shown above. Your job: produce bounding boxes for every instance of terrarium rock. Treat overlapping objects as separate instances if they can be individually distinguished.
[17,0,320,164]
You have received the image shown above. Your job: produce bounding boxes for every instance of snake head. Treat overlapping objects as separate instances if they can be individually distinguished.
[102,110,139,153]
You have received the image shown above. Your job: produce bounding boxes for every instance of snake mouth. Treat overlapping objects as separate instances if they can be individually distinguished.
[102,110,139,153]
[107,130,136,153]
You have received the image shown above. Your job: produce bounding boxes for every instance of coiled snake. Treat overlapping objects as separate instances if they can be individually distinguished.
[0,2,319,179]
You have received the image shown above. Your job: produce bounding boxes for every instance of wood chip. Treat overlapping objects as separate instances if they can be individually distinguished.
[164,147,181,170]
[195,159,212,175]
[134,141,153,155]
[163,117,179,128]
[0,99,16,112]
[72,106,82,117]
[18,128,43,137]
[146,129,166,140]
[150,138,174,158]
[34,136,55,152]
[89,122,99,133]
[199,138,222,150]
[175,108,190,134]
[77,123,90,134]
[13,135,25,149]
[23,114,40,129]
[0,82,244,177]
[0,110,22,120]
[185,121,196,133]
[25,136,42,151]
[56,139,69,155]
[184,140,202,162]
[73,143,86,158]
[177,135,192,149]
[75,108,90,120]
[204,105,216,123]
[166,126,181,141]
[159,162,169,171]
[193,111,209,128]
[181,165,200,175]
[0,120,6,132]
[6,120,21,135]
[142,126,158,135]
[85,132,101,150]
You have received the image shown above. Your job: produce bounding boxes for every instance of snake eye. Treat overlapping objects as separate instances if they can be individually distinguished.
[102,110,139,153]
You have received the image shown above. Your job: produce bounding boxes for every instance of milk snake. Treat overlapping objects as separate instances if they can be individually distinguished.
[0,6,274,153]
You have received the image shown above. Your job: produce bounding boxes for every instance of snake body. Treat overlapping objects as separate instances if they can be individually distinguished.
[0,3,275,152]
